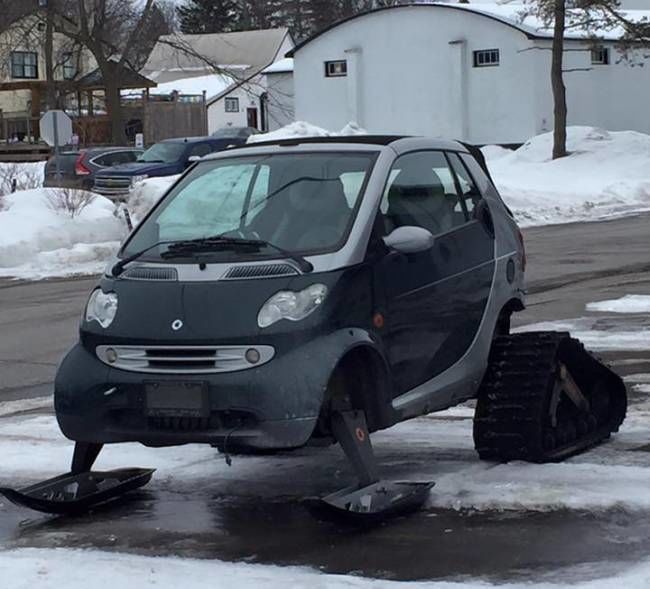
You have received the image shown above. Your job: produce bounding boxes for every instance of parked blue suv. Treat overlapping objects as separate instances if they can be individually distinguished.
[93,136,243,200]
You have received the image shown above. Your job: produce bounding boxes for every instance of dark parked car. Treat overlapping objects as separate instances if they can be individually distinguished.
[43,147,144,191]
[93,135,249,200]
[0,136,626,521]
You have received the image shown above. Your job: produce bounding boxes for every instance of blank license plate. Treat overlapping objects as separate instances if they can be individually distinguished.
[145,382,208,417]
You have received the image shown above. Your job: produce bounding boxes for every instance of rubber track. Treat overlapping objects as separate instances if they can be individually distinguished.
[473,332,627,463]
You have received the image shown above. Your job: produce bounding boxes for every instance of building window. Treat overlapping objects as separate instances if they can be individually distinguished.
[591,47,610,65]
[225,97,239,113]
[10,51,38,79]
[473,49,500,68]
[325,60,347,77]
[62,52,76,80]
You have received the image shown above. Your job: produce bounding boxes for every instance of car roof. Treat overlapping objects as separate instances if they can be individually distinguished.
[160,136,216,144]
[217,135,470,157]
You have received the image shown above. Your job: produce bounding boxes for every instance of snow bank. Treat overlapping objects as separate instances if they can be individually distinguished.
[7,547,650,589]
[488,127,650,226]
[587,295,650,314]
[247,121,366,143]
[481,145,513,161]
[0,188,124,279]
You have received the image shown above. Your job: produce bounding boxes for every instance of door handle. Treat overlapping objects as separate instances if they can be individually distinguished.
[474,199,495,237]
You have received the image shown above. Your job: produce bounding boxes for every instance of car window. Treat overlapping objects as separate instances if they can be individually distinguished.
[448,152,481,217]
[189,143,212,159]
[379,151,467,237]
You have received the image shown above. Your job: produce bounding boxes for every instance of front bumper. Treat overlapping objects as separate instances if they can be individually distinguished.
[54,336,347,450]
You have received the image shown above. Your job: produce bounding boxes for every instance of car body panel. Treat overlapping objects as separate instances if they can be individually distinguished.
[55,137,525,451]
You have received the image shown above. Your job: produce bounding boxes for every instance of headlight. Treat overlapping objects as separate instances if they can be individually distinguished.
[85,289,118,328]
[258,284,328,328]
[131,175,148,185]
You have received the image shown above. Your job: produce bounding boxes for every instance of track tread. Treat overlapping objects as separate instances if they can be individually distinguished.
[473,331,627,463]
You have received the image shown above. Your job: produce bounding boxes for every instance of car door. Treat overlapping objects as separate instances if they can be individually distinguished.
[373,150,496,397]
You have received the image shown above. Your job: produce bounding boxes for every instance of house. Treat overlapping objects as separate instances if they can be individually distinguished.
[288,3,650,144]
[141,28,294,134]
[0,13,93,126]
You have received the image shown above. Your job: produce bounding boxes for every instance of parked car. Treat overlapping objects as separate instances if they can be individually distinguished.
[93,136,245,200]
[211,126,260,142]
[43,147,144,191]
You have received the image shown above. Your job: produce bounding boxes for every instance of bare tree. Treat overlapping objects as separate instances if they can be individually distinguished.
[524,0,650,159]
[46,186,96,218]
[50,0,171,144]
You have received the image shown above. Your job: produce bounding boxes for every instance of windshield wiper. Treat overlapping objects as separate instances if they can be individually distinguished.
[136,159,164,163]
[162,236,314,273]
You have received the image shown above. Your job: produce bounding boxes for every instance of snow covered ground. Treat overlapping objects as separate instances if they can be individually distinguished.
[483,127,650,227]
[6,547,650,589]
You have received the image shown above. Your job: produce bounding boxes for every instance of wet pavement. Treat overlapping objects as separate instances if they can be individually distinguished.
[1,214,650,583]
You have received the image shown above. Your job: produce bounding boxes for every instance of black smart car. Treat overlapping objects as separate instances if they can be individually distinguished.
[2,136,625,519]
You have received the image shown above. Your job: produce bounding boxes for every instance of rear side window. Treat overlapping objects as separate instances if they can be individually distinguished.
[447,153,482,216]
[94,151,138,167]
[379,151,467,237]
[460,153,494,195]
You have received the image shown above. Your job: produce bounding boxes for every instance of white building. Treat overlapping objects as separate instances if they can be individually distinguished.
[262,58,295,131]
[142,28,294,134]
[288,3,650,144]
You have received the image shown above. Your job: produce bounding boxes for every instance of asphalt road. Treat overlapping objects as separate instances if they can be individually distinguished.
[0,214,649,583]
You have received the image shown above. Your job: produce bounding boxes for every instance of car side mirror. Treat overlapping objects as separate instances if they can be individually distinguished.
[383,226,435,254]
[187,155,202,163]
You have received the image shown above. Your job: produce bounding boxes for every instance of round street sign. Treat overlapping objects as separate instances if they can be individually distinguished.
[40,110,73,147]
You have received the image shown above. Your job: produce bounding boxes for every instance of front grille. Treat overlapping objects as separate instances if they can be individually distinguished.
[96,345,274,374]
[94,176,132,196]
[222,263,299,280]
[121,266,178,281]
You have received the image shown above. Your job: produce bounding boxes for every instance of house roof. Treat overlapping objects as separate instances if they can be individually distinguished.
[263,58,294,75]
[288,3,650,56]
[77,62,156,90]
[142,28,291,85]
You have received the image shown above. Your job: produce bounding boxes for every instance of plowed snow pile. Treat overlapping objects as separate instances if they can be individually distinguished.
[0,188,124,280]
[484,126,650,226]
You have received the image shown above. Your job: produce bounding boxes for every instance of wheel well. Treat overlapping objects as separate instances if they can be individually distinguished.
[496,298,525,336]
[318,346,392,435]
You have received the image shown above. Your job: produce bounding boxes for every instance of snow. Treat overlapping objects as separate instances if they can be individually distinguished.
[7,547,650,589]
[0,188,125,280]
[247,121,367,144]
[487,127,650,227]
[263,58,294,74]
[148,73,235,100]
[587,295,650,314]
[480,145,513,161]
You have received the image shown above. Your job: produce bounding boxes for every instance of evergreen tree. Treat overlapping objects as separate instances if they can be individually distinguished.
[177,0,239,34]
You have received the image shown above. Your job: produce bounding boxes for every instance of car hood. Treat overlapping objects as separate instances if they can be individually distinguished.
[98,162,178,176]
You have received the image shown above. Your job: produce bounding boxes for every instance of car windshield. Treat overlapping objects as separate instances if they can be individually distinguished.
[137,142,186,163]
[213,128,246,138]
[122,151,377,262]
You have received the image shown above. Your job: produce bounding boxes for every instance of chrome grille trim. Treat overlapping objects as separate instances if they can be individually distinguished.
[121,266,178,282]
[222,263,299,280]
[96,345,275,374]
